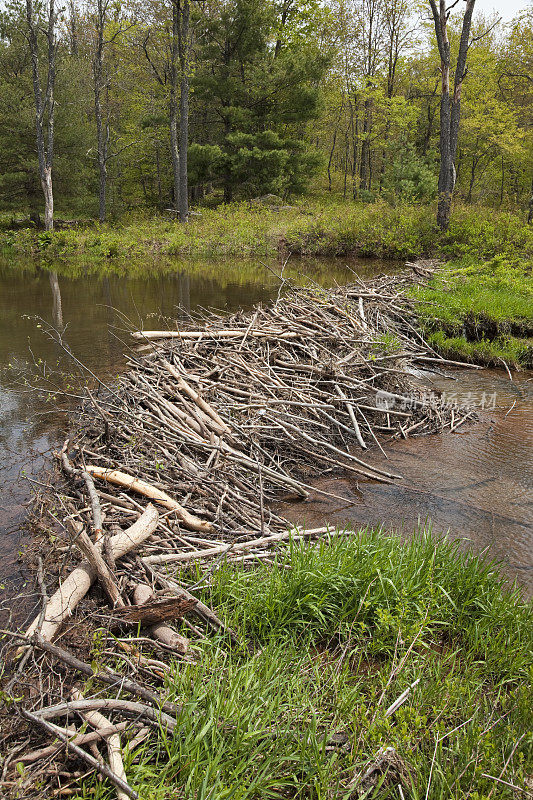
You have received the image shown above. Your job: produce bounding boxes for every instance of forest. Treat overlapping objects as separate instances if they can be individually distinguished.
[0,0,531,230]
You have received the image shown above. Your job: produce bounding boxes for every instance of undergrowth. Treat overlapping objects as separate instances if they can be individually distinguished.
[2,200,532,263]
[411,257,533,368]
[78,530,532,800]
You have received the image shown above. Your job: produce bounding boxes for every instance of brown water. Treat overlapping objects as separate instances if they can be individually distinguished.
[280,368,533,595]
[0,255,390,603]
[0,256,531,607]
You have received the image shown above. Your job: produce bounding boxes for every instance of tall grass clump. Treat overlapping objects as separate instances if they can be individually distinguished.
[79,530,532,800]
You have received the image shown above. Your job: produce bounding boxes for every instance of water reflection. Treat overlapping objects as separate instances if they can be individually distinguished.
[0,254,389,603]
[49,272,64,330]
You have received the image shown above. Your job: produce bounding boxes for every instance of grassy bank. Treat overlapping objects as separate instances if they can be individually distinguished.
[2,199,532,263]
[3,198,532,368]
[410,257,533,368]
[76,531,532,800]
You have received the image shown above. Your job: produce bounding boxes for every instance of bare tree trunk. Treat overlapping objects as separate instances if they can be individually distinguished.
[359,98,371,192]
[327,128,337,191]
[528,174,533,225]
[170,0,180,214]
[467,154,478,203]
[26,0,56,232]
[68,0,78,56]
[93,0,108,223]
[178,0,190,223]
[429,0,475,231]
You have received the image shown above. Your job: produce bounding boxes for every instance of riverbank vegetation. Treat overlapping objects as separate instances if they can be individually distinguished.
[2,201,532,262]
[411,258,533,368]
[72,533,533,799]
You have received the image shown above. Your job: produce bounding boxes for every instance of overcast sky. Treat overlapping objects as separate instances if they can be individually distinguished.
[472,0,531,22]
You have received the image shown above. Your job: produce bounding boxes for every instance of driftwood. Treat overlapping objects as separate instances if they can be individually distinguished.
[4,274,475,797]
[143,525,331,565]
[33,698,178,732]
[111,596,197,625]
[85,466,212,532]
[20,631,179,715]
[132,584,190,653]
[14,721,130,765]
[71,689,130,800]
[70,525,125,608]
[24,504,159,642]
[20,709,138,800]
[132,328,300,341]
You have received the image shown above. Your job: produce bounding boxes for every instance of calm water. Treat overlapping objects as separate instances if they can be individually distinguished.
[0,255,390,601]
[280,369,533,595]
[0,255,531,607]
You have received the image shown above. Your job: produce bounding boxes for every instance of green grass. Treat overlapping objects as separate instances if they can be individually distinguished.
[77,530,532,800]
[411,257,533,368]
[2,199,532,263]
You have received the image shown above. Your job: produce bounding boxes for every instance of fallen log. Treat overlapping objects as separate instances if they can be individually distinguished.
[111,595,196,625]
[33,698,178,732]
[69,524,125,608]
[132,584,189,654]
[85,466,213,533]
[132,329,300,341]
[24,504,159,642]
[71,689,130,800]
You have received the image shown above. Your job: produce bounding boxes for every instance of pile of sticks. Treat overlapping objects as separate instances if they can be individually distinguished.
[1,272,474,797]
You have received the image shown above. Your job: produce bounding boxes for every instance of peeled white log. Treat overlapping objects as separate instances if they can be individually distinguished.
[132,329,299,341]
[144,526,331,565]
[133,584,189,654]
[24,504,159,643]
[71,689,129,800]
[85,466,212,533]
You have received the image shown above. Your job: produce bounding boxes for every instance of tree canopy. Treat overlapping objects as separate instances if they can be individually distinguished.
[0,0,531,220]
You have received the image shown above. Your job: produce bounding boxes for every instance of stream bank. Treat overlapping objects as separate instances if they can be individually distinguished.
[0,262,531,800]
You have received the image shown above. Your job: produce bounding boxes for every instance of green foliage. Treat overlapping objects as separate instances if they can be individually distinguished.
[221,131,322,197]
[383,146,437,204]
[3,200,532,266]
[78,531,532,800]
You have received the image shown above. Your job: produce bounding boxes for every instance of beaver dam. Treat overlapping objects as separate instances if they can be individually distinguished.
[2,270,478,797]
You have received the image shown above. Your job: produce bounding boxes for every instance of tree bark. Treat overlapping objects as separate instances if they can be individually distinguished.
[170,0,181,213]
[93,0,108,223]
[26,0,56,231]
[429,0,476,231]
[178,0,190,223]
[359,97,372,192]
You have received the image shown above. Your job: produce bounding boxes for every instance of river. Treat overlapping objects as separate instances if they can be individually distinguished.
[0,255,531,611]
